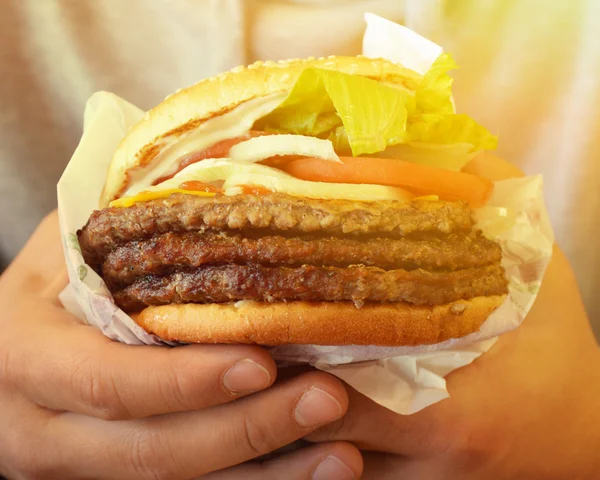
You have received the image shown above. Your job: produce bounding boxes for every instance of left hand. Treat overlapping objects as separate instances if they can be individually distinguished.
[305,155,600,479]
[305,249,600,480]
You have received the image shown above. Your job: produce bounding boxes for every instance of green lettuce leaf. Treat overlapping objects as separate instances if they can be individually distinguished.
[326,126,352,154]
[408,114,498,151]
[257,68,412,156]
[257,54,497,159]
[408,53,498,152]
[329,114,497,168]
[415,53,457,114]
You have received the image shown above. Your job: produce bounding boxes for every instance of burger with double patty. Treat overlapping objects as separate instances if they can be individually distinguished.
[78,55,508,346]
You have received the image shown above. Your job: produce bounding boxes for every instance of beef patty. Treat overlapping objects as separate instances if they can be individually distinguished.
[79,192,474,264]
[102,230,502,287]
[78,192,508,313]
[113,264,508,312]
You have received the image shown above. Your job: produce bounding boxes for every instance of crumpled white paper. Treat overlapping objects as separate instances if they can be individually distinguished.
[57,14,554,415]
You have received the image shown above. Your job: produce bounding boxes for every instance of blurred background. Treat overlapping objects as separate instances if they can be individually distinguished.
[1,0,599,337]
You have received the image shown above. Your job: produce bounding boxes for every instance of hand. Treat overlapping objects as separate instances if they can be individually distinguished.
[307,154,600,479]
[0,212,363,480]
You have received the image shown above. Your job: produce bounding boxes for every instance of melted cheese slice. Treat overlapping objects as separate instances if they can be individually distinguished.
[109,189,215,208]
[110,157,417,207]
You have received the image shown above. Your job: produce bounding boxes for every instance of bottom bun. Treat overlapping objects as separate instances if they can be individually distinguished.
[132,296,506,346]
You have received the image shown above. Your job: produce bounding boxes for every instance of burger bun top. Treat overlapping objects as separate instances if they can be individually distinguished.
[101,56,422,206]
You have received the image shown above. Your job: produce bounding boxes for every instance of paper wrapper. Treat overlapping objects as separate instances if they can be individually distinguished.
[57,15,554,415]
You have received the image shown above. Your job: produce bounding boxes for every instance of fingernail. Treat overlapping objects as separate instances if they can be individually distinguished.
[313,455,356,480]
[223,359,271,394]
[294,387,343,428]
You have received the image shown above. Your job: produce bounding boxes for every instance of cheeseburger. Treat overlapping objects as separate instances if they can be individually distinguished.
[78,55,508,346]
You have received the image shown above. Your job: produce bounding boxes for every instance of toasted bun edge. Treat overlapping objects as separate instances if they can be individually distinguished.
[131,295,506,346]
[101,56,422,206]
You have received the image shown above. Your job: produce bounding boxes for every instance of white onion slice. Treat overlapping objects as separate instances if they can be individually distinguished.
[150,158,412,201]
[223,172,413,201]
[149,158,289,192]
[228,134,340,163]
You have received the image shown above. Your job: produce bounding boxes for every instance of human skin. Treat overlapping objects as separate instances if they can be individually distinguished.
[306,154,600,479]
[0,215,362,479]
[2,154,598,479]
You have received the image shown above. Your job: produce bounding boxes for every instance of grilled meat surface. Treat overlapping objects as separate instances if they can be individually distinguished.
[102,230,502,287]
[79,193,474,264]
[78,193,507,313]
[113,264,508,312]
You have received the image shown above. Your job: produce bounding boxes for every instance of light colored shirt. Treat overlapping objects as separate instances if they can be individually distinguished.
[1,0,599,334]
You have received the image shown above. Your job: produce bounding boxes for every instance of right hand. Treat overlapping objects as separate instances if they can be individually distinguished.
[0,211,362,479]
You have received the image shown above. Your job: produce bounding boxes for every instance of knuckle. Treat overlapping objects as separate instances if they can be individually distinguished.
[125,427,180,480]
[3,424,58,479]
[307,415,347,443]
[7,447,37,479]
[0,317,28,387]
[157,357,196,412]
[445,420,502,472]
[241,415,282,457]
[168,372,195,411]
[70,355,129,420]
[0,340,13,385]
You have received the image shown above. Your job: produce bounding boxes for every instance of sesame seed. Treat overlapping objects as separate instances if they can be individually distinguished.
[450,303,467,315]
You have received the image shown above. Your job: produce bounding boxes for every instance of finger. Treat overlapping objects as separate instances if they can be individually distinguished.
[361,452,429,480]
[0,386,64,479]
[462,151,524,181]
[309,253,597,458]
[513,246,590,334]
[201,442,363,480]
[2,301,277,420]
[0,210,65,296]
[49,371,349,479]
[464,154,591,336]
[305,386,400,452]
[305,385,447,456]
[41,268,69,304]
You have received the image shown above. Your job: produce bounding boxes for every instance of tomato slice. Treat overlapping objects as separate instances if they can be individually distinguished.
[279,156,493,205]
[152,131,270,185]
[179,181,222,193]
